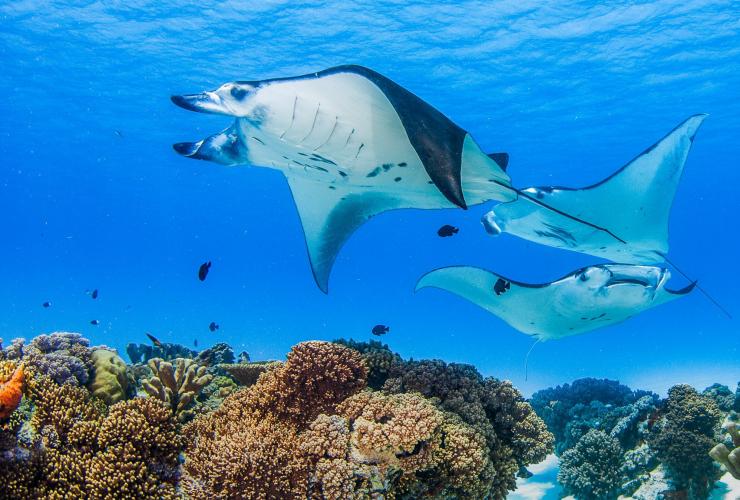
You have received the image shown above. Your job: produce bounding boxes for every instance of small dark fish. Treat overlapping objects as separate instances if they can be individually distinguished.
[146,332,163,348]
[198,261,212,281]
[209,322,219,332]
[437,225,459,238]
[114,130,123,138]
[90,319,100,325]
[91,289,98,299]
[42,301,51,308]
[372,324,390,336]
[194,339,198,347]
[493,278,511,296]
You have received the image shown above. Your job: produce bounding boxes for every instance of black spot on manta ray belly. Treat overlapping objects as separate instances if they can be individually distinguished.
[394,177,402,182]
[382,163,393,171]
[398,162,407,167]
[366,167,382,178]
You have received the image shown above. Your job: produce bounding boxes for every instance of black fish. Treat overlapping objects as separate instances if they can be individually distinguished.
[114,130,123,138]
[198,261,212,281]
[146,332,163,348]
[493,278,510,296]
[372,324,390,336]
[42,301,51,308]
[90,319,100,325]
[209,322,219,332]
[194,339,198,347]
[437,225,459,238]
[91,289,98,299]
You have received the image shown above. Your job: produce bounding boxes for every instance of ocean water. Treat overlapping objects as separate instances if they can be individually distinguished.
[1,0,738,399]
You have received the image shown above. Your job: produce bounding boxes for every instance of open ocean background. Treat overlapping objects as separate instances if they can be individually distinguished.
[1,0,738,397]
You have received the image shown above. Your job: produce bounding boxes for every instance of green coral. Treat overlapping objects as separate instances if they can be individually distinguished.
[648,384,723,499]
[88,349,132,405]
[558,429,624,500]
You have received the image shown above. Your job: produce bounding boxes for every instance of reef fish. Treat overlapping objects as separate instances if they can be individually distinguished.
[482,115,706,264]
[209,322,219,332]
[172,65,518,293]
[372,324,390,336]
[0,365,24,419]
[416,264,695,340]
[437,224,459,237]
[90,319,100,325]
[42,301,51,308]
[198,261,211,281]
[91,289,98,299]
[146,332,163,347]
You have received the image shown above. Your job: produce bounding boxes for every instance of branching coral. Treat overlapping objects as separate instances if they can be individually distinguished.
[2,372,183,499]
[558,429,624,500]
[142,357,212,422]
[181,341,367,498]
[648,384,723,499]
[709,421,740,479]
[334,339,402,389]
[382,358,553,498]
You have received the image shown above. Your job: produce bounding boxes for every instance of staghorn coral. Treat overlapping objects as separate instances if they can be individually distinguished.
[382,358,552,498]
[2,371,183,499]
[142,357,212,422]
[219,360,282,386]
[709,421,740,479]
[648,384,723,499]
[558,429,624,500]
[88,348,132,404]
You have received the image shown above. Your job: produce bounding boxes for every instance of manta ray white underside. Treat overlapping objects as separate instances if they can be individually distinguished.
[172,65,515,292]
[417,264,695,340]
[482,114,707,264]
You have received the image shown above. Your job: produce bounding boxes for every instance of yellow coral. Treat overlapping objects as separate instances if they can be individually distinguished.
[88,349,129,404]
[142,357,212,421]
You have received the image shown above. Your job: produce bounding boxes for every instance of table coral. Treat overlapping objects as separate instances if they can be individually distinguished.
[141,357,213,421]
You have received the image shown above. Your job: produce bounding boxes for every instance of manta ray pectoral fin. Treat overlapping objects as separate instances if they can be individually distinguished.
[486,152,509,171]
[287,176,403,293]
[415,266,548,338]
[172,126,246,166]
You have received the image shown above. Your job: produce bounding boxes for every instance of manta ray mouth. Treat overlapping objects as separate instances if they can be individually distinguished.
[605,278,651,288]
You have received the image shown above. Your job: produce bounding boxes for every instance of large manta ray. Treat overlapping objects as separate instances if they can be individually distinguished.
[171,65,521,292]
[482,114,707,264]
[416,264,695,340]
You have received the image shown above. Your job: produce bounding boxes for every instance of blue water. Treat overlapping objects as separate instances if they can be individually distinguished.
[1,1,738,396]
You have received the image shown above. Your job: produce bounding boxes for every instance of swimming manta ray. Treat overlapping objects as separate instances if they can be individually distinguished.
[172,65,519,292]
[482,114,707,264]
[416,264,695,340]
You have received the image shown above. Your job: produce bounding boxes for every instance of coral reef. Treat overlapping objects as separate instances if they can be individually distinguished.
[88,348,132,404]
[648,384,723,499]
[558,429,624,500]
[141,357,212,422]
[703,383,736,413]
[195,342,235,367]
[219,360,282,386]
[1,332,98,386]
[1,370,183,499]
[709,421,740,479]
[334,338,402,389]
[382,357,553,497]
[126,341,196,364]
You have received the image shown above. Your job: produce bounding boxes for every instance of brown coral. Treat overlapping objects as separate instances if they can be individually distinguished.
[219,360,282,387]
[710,421,740,479]
[142,357,212,421]
[0,363,24,419]
[2,372,183,499]
[181,341,367,498]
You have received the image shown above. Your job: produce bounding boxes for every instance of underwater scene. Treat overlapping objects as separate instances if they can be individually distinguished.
[1,1,739,499]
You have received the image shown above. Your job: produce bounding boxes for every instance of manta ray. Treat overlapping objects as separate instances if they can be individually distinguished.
[171,65,613,292]
[416,264,695,340]
[482,114,707,264]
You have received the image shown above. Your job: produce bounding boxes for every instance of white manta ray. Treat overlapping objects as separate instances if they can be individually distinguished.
[482,114,707,264]
[416,264,695,340]
[172,65,523,292]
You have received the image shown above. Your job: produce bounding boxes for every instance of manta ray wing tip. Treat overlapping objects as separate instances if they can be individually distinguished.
[172,141,199,156]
